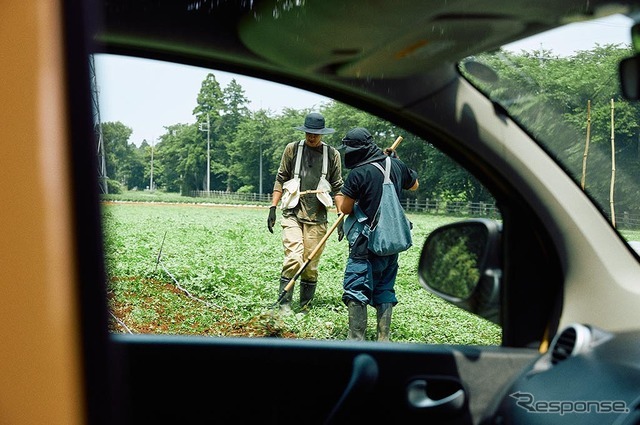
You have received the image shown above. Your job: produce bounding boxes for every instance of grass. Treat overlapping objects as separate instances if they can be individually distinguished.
[102,189,270,206]
[102,200,502,345]
[103,190,640,345]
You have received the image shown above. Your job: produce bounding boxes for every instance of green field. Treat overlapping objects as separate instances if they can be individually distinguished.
[102,201,498,345]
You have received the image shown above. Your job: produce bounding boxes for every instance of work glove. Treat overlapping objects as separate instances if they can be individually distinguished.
[267,206,277,233]
[337,215,344,242]
[384,148,398,159]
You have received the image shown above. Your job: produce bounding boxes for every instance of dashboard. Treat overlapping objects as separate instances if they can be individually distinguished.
[490,324,640,424]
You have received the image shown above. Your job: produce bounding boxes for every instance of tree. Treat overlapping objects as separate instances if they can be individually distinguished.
[103,45,639,210]
[234,109,273,193]
[154,123,204,193]
[468,44,640,214]
[193,74,225,191]
[219,79,251,191]
[101,121,138,189]
[126,146,146,190]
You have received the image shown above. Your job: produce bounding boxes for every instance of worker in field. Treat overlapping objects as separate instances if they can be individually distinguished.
[267,112,345,313]
[338,127,419,341]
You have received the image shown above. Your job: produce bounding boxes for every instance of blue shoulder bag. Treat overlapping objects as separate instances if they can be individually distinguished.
[367,156,413,255]
[343,157,413,256]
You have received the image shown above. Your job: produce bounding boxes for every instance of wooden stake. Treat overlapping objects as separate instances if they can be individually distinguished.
[610,98,616,227]
[581,100,591,190]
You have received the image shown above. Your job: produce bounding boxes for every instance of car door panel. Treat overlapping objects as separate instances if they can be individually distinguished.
[110,335,538,424]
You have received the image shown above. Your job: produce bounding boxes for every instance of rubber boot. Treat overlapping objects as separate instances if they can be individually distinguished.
[376,303,393,342]
[347,301,368,341]
[278,277,293,315]
[299,280,317,313]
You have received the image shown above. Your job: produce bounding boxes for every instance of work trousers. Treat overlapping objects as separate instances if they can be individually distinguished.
[280,215,327,283]
[342,234,399,307]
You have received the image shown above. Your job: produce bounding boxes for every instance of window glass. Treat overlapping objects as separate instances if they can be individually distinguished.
[95,54,502,345]
[460,14,640,249]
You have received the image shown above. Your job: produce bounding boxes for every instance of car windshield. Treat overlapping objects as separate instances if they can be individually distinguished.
[459,13,640,247]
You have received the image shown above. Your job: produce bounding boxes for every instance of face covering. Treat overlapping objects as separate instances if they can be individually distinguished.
[339,127,387,169]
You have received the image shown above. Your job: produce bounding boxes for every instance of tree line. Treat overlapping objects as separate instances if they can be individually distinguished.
[100,44,640,213]
[101,75,489,204]
[469,44,640,215]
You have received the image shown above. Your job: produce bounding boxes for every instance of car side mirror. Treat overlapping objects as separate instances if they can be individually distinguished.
[418,219,502,325]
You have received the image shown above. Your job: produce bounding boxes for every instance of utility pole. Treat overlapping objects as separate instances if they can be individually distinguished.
[206,113,210,195]
[149,139,154,191]
[199,113,211,195]
[259,140,263,194]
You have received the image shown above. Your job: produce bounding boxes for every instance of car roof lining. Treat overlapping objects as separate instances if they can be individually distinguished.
[96,0,631,111]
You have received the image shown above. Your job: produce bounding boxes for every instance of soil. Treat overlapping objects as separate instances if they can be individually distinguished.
[104,201,298,338]
[108,277,296,338]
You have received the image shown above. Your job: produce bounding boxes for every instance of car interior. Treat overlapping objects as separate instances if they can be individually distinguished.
[4,0,640,424]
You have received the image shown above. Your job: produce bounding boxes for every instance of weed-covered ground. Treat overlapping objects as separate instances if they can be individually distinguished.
[103,201,502,345]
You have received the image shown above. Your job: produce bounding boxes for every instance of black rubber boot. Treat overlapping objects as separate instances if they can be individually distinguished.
[347,301,368,341]
[299,280,317,312]
[279,277,293,314]
[376,303,393,342]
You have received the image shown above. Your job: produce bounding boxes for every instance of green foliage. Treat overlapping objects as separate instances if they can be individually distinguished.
[426,234,480,299]
[103,202,501,344]
[464,44,640,214]
[106,178,123,194]
[193,74,224,122]
[102,72,492,205]
[104,45,638,210]
[236,185,254,194]
[102,121,145,189]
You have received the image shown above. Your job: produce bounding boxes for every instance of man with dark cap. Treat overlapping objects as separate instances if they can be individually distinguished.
[267,112,344,313]
[338,127,419,341]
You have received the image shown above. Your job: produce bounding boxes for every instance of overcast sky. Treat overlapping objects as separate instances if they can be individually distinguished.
[95,14,632,147]
[504,13,631,55]
[95,54,331,146]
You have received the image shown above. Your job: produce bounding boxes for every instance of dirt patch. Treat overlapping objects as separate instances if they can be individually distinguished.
[108,277,296,338]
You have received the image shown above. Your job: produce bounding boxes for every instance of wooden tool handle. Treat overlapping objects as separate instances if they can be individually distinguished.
[282,213,346,293]
[390,136,403,150]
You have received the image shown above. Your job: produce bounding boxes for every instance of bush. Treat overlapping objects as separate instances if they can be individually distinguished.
[236,185,255,194]
[107,179,123,194]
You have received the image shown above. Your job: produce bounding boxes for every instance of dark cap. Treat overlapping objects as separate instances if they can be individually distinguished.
[295,112,335,135]
[340,127,373,147]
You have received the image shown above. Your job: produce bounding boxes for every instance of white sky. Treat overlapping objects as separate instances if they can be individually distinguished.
[95,14,632,147]
[504,13,632,55]
[95,54,331,146]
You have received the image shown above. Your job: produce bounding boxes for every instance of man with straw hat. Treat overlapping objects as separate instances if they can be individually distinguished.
[267,112,345,313]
